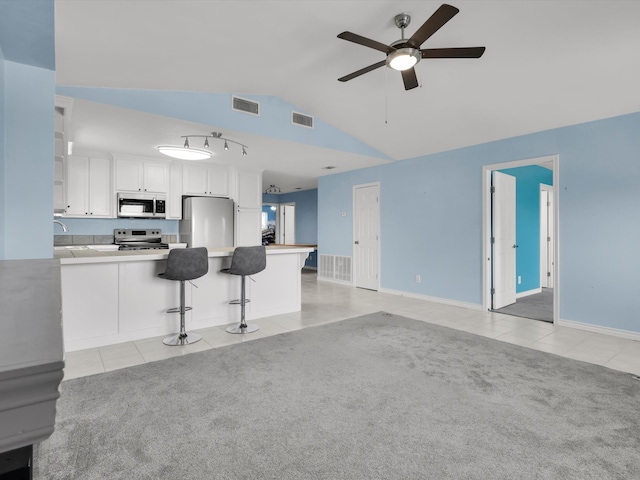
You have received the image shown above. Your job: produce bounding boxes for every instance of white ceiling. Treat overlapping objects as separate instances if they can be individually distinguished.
[54,1,640,192]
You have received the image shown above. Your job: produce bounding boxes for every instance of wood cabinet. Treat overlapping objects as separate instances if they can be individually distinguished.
[65,156,112,217]
[115,157,168,193]
[183,163,229,197]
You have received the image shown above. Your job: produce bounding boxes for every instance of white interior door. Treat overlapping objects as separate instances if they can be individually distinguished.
[354,184,380,290]
[540,185,554,288]
[280,203,295,245]
[492,172,517,309]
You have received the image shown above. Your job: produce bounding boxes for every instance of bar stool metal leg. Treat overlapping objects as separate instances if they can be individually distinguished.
[164,280,202,345]
[226,275,259,334]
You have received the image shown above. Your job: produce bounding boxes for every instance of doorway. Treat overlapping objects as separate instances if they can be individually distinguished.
[280,203,296,244]
[353,183,380,290]
[482,155,559,323]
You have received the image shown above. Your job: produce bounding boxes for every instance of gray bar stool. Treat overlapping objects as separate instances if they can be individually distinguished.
[158,247,209,346]
[220,246,266,334]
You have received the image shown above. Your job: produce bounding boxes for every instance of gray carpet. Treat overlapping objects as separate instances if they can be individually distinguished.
[493,288,553,322]
[36,312,640,479]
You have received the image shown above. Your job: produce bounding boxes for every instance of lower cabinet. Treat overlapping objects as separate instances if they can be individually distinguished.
[235,208,261,246]
[59,249,312,352]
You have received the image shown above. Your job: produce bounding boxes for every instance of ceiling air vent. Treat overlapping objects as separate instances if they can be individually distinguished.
[292,111,314,128]
[232,96,259,116]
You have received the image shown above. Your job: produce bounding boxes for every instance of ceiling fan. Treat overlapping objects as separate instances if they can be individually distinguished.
[337,3,485,90]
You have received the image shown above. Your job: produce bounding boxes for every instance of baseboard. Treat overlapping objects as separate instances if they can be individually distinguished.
[559,318,640,342]
[516,288,541,299]
[379,288,483,311]
[317,275,353,286]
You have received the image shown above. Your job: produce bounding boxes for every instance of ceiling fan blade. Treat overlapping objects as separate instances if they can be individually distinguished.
[407,4,459,48]
[401,68,419,90]
[338,60,387,82]
[421,46,486,59]
[337,31,394,54]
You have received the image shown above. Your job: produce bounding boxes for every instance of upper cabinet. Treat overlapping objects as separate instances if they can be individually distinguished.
[235,169,262,209]
[167,163,183,219]
[115,157,168,193]
[54,96,73,214]
[183,163,229,197]
[65,156,112,217]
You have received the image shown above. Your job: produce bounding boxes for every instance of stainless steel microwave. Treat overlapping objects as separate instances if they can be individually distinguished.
[117,193,166,219]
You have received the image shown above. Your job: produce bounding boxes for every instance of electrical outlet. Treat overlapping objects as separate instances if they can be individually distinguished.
[415,275,421,283]
[517,276,522,285]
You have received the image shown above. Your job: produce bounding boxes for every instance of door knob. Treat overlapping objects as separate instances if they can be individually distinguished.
[512,244,519,248]
[354,240,360,244]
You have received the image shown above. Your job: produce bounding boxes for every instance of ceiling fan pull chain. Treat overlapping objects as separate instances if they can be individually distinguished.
[384,66,388,124]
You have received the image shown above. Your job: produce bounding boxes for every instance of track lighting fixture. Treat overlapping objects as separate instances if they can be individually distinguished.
[157,131,248,160]
[264,184,281,194]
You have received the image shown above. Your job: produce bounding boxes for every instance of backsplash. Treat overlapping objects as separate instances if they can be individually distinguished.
[52,218,179,236]
[54,234,178,246]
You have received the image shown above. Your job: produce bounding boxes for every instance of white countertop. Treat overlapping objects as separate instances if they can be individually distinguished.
[55,245,314,265]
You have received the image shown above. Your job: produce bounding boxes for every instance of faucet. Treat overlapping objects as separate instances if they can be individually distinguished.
[54,219,68,232]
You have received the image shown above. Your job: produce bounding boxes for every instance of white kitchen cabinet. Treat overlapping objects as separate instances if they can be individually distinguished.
[54,96,73,214]
[235,169,262,209]
[115,157,168,193]
[53,133,66,212]
[167,162,183,219]
[183,163,229,197]
[65,156,112,217]
[235,208,262,246]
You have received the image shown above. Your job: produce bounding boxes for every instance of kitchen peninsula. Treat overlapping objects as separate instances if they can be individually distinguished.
[56,246,313,352]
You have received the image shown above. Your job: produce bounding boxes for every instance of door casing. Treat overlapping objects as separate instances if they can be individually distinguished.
[482,155,559,323]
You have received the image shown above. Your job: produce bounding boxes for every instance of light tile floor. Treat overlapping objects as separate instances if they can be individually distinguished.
[63,270,640,380]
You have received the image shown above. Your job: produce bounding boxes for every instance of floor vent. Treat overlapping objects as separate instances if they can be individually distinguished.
[292,111,314,128]
[232,96,260,116]
[319,254,352,282]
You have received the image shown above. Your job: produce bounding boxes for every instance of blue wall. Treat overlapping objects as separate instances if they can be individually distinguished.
[279,189,318,245]
[261,205,277,226]
[0,0,55,260]
[498,166,553,293]
[0,47,5,256]
[3,61,55,259]
[319,112,640,334]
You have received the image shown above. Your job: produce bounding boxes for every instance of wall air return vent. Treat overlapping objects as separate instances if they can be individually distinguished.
[292,111,314,128]
[232,96,260,116]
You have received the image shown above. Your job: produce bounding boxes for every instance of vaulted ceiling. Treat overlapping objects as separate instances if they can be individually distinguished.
[45,1,640,190]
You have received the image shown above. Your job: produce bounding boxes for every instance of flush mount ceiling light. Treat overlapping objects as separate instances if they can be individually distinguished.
[157,131,248,160]
[157,145,211,161]
[264,184,282,194]
[386,47,420,71]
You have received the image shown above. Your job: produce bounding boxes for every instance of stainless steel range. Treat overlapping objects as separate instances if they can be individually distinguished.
[114,229,169,251]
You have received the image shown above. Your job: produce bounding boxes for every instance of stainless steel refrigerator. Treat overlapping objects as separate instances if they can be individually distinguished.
[179,196,234,248]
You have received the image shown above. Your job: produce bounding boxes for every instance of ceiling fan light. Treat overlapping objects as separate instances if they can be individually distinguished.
[387,48,420,71]
[157,145,212,161]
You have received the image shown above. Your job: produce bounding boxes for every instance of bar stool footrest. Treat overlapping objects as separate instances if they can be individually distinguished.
[229,299,250,305]
[167,306,193,313]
